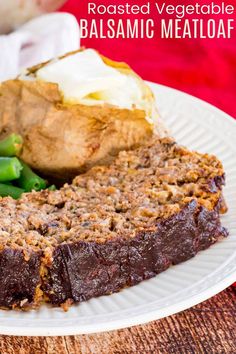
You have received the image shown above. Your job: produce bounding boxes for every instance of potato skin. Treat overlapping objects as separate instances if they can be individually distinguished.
[0,80,153,178]
[0,52,166,179]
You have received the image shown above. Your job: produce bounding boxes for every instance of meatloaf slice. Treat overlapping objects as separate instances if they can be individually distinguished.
[0,136,228,309]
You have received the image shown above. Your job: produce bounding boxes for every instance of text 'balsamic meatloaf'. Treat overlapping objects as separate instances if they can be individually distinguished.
[0,136,228,310]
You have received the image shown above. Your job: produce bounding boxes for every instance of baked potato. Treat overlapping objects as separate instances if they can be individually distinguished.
[0,49,167,179]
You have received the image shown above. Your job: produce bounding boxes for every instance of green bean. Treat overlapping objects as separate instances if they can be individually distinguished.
[0,157,22,181]
[17,161,47,192]
[0,183,24,199]
[0,134,23,156]
[47,185,57,191]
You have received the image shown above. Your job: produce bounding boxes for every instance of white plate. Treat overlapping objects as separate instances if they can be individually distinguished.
[1,83,236,336]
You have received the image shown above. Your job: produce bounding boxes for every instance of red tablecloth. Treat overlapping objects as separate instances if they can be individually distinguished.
[60,0,236,118]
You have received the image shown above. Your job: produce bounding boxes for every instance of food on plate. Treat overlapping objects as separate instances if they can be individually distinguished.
[0,134,49,198]
[0,183,24,199]
[0,48,228,311]
[0,49,167,179]
[0,133,23,156]
[0,136,227,310]
[0,157,22,182]
[47,184,57,191]
[17,161,47,192]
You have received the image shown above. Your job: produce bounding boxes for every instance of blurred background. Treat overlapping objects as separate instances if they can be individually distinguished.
[0,0,235,117]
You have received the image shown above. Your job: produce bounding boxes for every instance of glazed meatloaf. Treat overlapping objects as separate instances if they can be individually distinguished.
[0,136,228,309]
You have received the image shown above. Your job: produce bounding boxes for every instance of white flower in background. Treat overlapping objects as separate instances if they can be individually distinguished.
[0,0,67,34]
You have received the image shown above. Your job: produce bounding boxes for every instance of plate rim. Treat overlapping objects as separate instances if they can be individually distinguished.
[1,82,236,336]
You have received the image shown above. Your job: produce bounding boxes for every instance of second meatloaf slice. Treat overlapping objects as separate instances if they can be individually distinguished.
[0,136,228,309]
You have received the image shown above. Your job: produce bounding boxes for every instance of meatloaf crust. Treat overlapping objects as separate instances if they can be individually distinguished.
[0,248,42,308]
[0,200,227,309]
[0,137,228,309]
[43,200,227,305]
